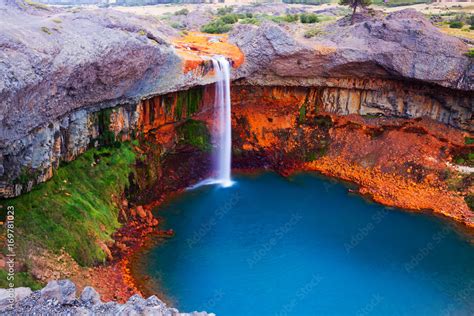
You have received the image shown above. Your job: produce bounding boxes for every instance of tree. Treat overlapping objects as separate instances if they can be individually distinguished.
[339,0,372,24]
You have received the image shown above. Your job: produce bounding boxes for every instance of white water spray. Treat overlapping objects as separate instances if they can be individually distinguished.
[189,56,233,189]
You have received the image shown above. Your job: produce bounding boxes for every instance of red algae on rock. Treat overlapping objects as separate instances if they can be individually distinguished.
[305,157,473,228]
[230,85,474,228]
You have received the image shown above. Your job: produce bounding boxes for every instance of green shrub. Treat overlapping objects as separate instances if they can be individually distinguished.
[300,13,319,24]
[284,14,299,23]
[201,19,233,34]
[468,14,474,26]
[298,104,307,124]
[449,21,464,29]
[304,28,322,38]
[174,8,189,15]
[217,6,233,15]
[269,15,285,23]
[466,49,474,58]
[170,22,184,29]
[245,12,253,18]
[267,14,299,23]
[220,14,239,24]
[465,137,474,145]
[466,195,474,212]
[240,17,259,25]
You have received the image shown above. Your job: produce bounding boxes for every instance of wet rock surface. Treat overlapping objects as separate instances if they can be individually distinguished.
[1,280,214,315]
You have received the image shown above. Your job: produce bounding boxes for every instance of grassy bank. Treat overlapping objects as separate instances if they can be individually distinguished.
[3,142,137,266]
[0,270,43,290]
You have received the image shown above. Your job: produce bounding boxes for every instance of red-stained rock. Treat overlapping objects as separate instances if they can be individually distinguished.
[136,206,147,219]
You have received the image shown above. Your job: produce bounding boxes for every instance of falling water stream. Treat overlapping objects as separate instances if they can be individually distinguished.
[212,56,233,187]
[190,56,233,189]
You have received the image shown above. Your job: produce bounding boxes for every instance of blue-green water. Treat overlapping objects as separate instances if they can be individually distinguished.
[143,172,474,315]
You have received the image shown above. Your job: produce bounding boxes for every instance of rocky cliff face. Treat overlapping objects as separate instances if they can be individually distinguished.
[230,85,473,227]
[233,79,472,130]
[228,10,473,133]
[229,10,473,91]
[0,2,472,202]
[0,85,210,197]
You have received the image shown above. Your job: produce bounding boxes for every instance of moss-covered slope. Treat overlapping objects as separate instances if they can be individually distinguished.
[3,142,136,266]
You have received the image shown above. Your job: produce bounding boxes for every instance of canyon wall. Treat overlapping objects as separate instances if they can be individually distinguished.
[3,75,471,199]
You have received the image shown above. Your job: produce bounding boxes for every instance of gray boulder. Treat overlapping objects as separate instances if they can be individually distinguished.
[145,295,166,308]
[80,286,101,306]
[229,9,473,91]
[39,279,76,305]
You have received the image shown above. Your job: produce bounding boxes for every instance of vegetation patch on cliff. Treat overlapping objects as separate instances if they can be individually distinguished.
[466,195,474,212]
[163,87,203,120]
[3,142,137,266]
[177,119,211,152]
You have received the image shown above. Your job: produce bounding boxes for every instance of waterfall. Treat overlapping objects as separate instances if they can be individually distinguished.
[212,56,233,188]
[189,56,233,189]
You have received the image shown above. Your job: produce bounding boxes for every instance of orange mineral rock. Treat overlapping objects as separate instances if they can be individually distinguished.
[172,32,244,73]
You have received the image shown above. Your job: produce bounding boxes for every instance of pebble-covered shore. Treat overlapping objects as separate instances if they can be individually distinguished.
[0,280,213,316]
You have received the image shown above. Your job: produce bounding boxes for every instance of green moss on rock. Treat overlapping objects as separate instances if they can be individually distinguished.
[4,143,136,266]
[186,88,203,118]
[174,88,203,121]
[96,108,117,146]
[298,103,307,124]
[177,119,211,152]
[466,195,474,212]
[13,167,40,186]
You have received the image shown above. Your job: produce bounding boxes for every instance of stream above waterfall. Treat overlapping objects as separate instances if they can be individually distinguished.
[136,172,474,316]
